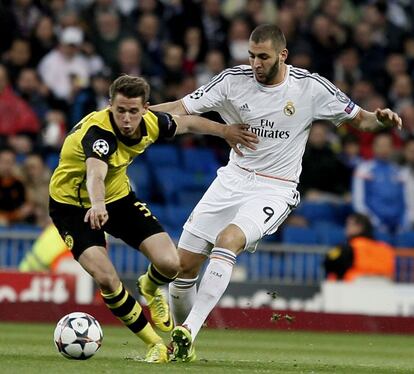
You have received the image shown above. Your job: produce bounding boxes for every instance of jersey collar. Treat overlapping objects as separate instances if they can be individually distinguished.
[109,111,148,145]
[253,64,290,92]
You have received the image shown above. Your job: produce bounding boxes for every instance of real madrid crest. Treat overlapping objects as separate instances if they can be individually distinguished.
[283,101,295,116]
[64,233,74,250]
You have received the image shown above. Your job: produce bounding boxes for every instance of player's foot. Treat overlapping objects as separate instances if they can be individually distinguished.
[137,275,173,332]
[144,342,169,363]
[171,325,196,362]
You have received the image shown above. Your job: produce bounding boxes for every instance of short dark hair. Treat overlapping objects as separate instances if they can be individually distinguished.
[109,75,150,102]
[250,24,286,50]
[348,213,373,238]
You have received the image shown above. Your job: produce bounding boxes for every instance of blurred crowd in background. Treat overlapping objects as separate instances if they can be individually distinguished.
[0,0,414,245]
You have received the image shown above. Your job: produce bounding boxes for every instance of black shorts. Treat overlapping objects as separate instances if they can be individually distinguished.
[49,192,165,260]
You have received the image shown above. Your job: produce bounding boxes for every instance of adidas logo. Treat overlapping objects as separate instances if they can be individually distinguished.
[239,103,251,112]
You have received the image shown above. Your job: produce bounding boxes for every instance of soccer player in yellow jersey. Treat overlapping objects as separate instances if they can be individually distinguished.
[48,75,257,363]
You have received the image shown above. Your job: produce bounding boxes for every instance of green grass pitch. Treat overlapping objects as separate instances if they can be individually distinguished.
[1,322,413,373]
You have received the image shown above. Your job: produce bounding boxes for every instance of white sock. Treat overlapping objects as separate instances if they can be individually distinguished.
[183,247,236,340]
[169,277,198,326]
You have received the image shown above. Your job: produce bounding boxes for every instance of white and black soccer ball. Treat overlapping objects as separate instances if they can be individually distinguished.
[54,312,103,360]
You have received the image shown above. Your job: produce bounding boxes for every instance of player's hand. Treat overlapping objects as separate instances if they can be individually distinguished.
[84,203,108,230]
[224,124,258,156]
[375,108,402,130]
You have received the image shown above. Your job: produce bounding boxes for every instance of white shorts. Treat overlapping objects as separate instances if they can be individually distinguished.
[179,163,300,254]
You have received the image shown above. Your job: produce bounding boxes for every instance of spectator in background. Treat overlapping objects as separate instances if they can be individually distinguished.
[11,0,42,38]
[324,213,395,281]
[352,132,408,234]
[200,0,229,58]
[136,13,164,65]
[2,38,33,87]
[8,133,35,163]
[307,14,345,80]
[182,27,205,75]
[19,153,51,227]
[389,73,413,112]
[82,0,123,36]
[0,147,33,225]
[0,64,40,139]
[38,26,91,103]
[29,15,57,66]
[196,49,226,87]
[379,53,409,97]
[338,133,362,185]
[160,44,185,101]
[90,8,130,69]
[111,37,150,79]
[400,104,414,140]
[163,0,202,47]
[352,22,386,86]
[70,71,111,125]
[288,42,313,70]
[276,8,298,47]
[404,36,414,76]
[16,67,50,122]
[333,47,362,92]
[401,137,414,230]
[361,1,406,53]
[41,109,67,153]
[242,0,277,26]
[227,17,251,65]
[299,121,349,202]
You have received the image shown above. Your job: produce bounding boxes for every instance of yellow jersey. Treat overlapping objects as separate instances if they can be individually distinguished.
[49,108,176,207]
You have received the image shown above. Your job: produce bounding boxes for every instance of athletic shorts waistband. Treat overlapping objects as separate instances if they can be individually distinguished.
[227,162,298,188]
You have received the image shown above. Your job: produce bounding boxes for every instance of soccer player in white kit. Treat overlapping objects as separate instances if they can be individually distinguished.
[151,24,402,361]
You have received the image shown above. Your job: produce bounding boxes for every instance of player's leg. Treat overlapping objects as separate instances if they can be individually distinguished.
[173,189,298,361]
[186,192,298,335]
[105,194,178,333]
[78,245,167,362]
[171,224,243,361]
[169,230,212,325]
[50,197,168,363]
[138,232,180,332]
[170,225,242,362]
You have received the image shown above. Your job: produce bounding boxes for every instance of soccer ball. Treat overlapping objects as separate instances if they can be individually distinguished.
[54,312,103,360]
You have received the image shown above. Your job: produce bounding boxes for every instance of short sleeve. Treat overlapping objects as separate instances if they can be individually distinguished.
[182,69,230,114]
[81,126,117,162]
[151,111,177,140]
[312,73,361,127]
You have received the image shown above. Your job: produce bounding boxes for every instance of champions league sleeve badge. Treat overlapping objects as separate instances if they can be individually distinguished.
[92,139,109,157]
[189,88,204,100]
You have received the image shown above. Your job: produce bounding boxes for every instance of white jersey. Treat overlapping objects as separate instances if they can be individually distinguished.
[182,64,361,183]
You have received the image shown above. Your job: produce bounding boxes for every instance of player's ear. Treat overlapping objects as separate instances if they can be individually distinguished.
[142,101,150,114]
[280,48,288,63]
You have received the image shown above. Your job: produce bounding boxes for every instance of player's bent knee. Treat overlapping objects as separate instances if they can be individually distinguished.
[177,251,204,278]
[216,227,245,253]
[154,257,181,279]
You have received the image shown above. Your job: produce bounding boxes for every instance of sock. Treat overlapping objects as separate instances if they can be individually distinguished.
[169,276,198,325]
[101,282,162,345]
[139,263,177,297]
[184,247,236,340]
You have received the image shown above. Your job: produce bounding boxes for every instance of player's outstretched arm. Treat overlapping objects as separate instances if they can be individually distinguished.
[349,108,402,132]
[84,157,109,230]
[150,100,188,115]
[174,115,258,156]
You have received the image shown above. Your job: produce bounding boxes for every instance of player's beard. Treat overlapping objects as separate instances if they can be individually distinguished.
[262,57,280,85]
